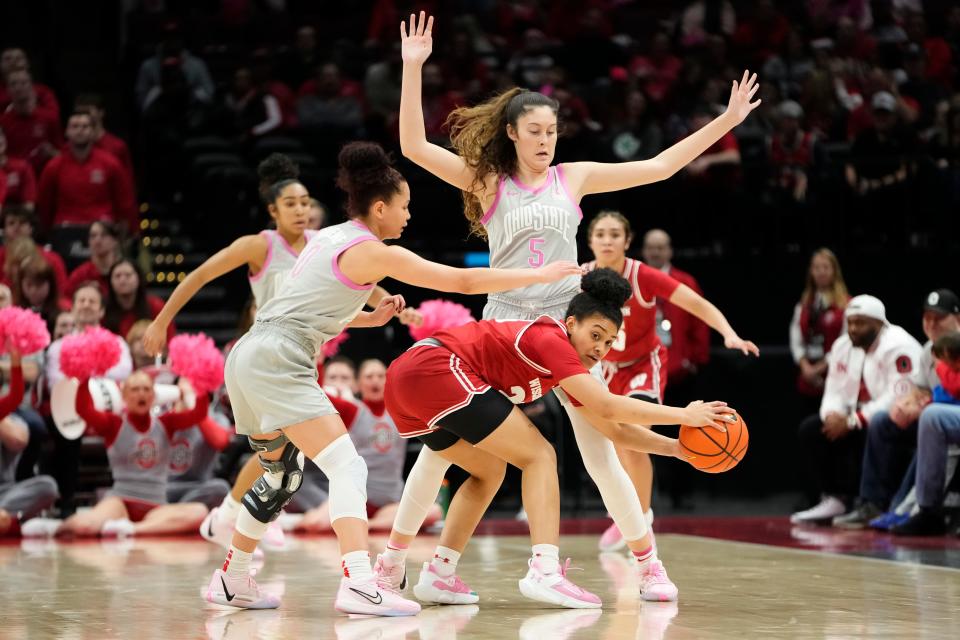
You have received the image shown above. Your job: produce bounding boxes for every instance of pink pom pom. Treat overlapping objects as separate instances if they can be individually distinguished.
[168,333,225,394]
[409,299,476,341]
[0,307,51,355]
[60,327,122,379]
[321,331,349,358]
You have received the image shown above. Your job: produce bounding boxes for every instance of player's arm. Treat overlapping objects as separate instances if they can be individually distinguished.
[558,373,731,428]
[561,71,760,197]
[571,405,684,458]
[399,12,479,193]
[340,243,582,297]
[668,284,759,356]
[143,234,268,355]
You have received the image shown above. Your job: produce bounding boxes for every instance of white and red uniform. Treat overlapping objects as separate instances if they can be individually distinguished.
[386,316,588,438]
[583,258,681,402]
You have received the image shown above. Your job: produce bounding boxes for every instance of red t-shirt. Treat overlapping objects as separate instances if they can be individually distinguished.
[434,316,588,404]
[36,147,138,233]
[0,83,60,121]
[583,258,681,363]
[0,156,37,205]
[0,107,63,173]
[65,260,109,299]
[113,295,174,342]
[94,132,135,183]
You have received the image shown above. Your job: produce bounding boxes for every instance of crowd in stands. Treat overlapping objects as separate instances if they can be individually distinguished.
[0,0,958,539]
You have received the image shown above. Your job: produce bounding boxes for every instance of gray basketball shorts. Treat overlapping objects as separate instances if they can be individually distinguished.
[224,323,337,436]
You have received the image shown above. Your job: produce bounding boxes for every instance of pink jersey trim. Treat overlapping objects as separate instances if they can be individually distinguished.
[480,176,506,226]
[332,237,378,291]
[555,164,583,220]
[512,315,568,375]
[276,229,312,259]
[248,230,274,284]
[511,167,555,195]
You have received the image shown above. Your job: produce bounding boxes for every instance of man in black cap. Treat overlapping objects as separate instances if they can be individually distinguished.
[833,289,960,529]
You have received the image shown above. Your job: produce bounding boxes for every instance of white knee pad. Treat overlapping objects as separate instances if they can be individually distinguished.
[393,446,452,535]
[566,405,649,541]
[312,434,368,523]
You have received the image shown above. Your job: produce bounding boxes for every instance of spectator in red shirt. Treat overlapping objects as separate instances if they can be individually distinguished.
[64,220,122,299]
[103,258,174,343]
[36,111,138,236]
[73,93,134,186]
[641,228,710,384]
[296,63,365,132]
[0,70,62,174]
[420,63,460,143]
[0,206,67,292]
[630,32,683,106]
[0,48,60,120]
[732,0,790,61]
[13,256,69,334]
[0,126,37,210]
[768,100,817,203]
[222,66,283,140]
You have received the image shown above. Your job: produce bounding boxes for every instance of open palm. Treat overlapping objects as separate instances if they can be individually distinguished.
[400,11,434,66]
[725,70,761,125]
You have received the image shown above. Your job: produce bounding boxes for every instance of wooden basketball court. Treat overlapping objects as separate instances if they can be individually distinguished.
[5,525,959,639]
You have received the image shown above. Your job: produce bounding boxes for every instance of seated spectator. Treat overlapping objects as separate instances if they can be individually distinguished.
[0,127,36,210]
[221,66,282,140]
[13,256,69,333]
[604,89,664,163]
[790,249,850,414]
[250,49,297,130]
[45,283,133,516]
[679,0,736,48]
[65,220,123,300]
[103,259,174,343]
[891,331,960,536]
[1,236,39,290]
[0,207,67,292]
[296,63,364,132]
[732,0,790,61]
[506,29,555,89]
[897,43,946,135]
[135,23,214,112]
[903,10,953,89]
[629,32,683,106]
[277,25,321,89]
[845,91,915,196]
[24,370,210,538]
[833,289,960,528]
[52,310,73,341]
[37,111,138,237]
[0,347,58,536]
[0,70,62,174]
[293,359,441,532]
[762,29,814,101]
[768,101,817,204]
[0,48,60,120]
[683,105,742,182]
[74,93,135,185]
[420,63,460,143]
[792,295,923,524]
[364,43,403,121]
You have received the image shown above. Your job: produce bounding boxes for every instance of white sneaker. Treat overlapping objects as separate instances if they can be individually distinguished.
[101,518,135,538]
[413,561,479,604]
[21,517,62,538]
[373,553,407,591]
[638,560,678,602]
[518,557,602,609]
[334,575,421,616]
[206,568,281,609]
[790,496,846,524]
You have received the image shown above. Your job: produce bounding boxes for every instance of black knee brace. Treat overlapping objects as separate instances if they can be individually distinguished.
[242,439,304,524]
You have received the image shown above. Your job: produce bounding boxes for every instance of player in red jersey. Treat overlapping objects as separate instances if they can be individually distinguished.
[584,211,758,551]
[382,269,733,607]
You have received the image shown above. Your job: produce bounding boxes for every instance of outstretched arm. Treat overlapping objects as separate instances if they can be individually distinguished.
[143,234,267,355]
[669,284,759,356]
[572,406,685,458]
[76,381,123,444]
[562,70,761,197]
[399,12,478,193]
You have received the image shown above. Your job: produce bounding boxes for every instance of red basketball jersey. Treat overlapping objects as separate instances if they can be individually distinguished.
[433,316,589,404]
[582,258,681,363]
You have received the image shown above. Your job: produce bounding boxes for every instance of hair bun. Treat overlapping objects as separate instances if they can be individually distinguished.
[337,142,393,178]
[581,268,631,308]
[257,153,300,186]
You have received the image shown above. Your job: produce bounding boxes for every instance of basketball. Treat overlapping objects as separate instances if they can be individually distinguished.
[679,412,749,473]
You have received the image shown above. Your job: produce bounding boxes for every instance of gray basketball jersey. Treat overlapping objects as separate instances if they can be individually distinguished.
[481,165,582,308]
[168,424,220,483]
[350,401,406,505]
[248,229,317,307]
[256,220,379,356]
[107,416,170,504]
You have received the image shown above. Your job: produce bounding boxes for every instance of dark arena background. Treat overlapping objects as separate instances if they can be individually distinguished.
[1,1,959,639]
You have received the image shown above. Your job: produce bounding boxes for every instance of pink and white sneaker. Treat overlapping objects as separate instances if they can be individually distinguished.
[200,508,264,560]
[518,558,602,609]
[413,562,479,604]
[206,568,281,609]
[334,575,421,617]
[598,521,626,552]
[639,560,678,602]
[373,554,408,590]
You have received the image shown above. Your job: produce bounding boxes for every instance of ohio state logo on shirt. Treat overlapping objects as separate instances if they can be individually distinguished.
[90,169,105,184]
[373,423,393,453]
[133,438,159,469]
[168,438,192,473]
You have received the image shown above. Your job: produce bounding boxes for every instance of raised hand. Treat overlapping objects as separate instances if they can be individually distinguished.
[725,70,761,125]
[400,11,434,66]
[724,334,760,357]
[538,261,585,283]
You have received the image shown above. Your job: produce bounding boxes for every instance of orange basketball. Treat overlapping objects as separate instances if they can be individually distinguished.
[679,412,749,473]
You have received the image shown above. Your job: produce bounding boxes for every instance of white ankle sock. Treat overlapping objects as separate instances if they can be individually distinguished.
[223,546,252,578]
[431,545,460,578]
[383,540,408,566]
[532,543,560,574]
[218,495,242,526]
[633,545,657,572]
[342,550,373,581]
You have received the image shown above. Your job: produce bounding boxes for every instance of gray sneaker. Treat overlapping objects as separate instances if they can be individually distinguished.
[832,502,882,529]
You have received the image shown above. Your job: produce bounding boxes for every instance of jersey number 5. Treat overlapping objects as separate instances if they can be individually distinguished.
[528,238,545,268]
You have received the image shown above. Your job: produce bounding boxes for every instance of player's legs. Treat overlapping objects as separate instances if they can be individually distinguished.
[134,502,208,535]
[59,496,128,537]
[369,502,440,532]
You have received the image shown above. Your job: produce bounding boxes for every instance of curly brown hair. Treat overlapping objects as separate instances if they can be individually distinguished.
[446,88,558,238]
